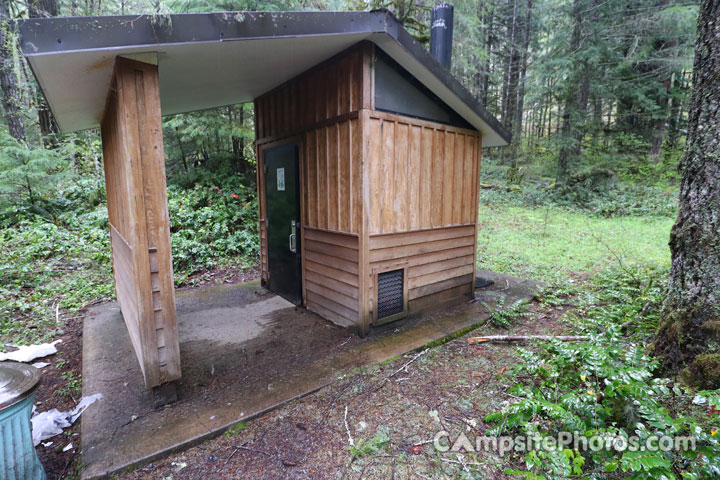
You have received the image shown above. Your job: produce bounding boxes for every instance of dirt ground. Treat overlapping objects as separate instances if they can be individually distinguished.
[31,264,572,479]
[108,299,573,480]
[32,313,84,479]
[31,265,261,480]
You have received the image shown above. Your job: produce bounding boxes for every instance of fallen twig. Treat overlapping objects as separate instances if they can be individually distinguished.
[467,335,589,344]
[344,405,354,447]
[388,349,428,379]
[233,444,271,456]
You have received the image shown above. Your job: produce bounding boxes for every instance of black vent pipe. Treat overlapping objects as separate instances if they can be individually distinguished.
[430,3,454,69]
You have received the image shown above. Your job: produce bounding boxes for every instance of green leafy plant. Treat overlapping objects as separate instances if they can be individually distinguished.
[484,269,720,480]
[348,427,391,459]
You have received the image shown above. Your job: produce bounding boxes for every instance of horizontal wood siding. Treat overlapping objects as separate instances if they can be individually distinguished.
[365,111,482,235]
[254,44,368,143]
[303,228,360,328]
[367,226,475,320]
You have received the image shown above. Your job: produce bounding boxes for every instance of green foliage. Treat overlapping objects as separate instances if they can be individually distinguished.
[168,178,258,277]
[0,162,259,344]
[481,160,679,218]
[485,268,720,480]
[0,130,71,208]
[348,426,391,459]
[488,301,532,328]
[223,421,249,438]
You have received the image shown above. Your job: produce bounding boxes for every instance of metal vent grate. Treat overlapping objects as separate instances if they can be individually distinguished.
[377,269,404,319]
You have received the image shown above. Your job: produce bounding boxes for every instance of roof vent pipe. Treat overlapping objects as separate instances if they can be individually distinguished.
[430,3,454,69]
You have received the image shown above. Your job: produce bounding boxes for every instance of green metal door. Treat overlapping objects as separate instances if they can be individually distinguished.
[263,143,302,305]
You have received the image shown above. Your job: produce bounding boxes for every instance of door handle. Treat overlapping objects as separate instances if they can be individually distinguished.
[289,220,297,253]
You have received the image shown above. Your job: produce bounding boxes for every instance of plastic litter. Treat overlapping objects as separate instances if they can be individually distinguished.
[31,393,102,446]
[0,340,62,363]
[32,362,49,369]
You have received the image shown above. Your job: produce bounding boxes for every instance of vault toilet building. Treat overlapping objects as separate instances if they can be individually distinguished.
[17,9,510,392]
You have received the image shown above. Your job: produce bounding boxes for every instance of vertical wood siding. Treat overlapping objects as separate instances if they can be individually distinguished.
[363,110,482,323]
[101,57,181,388]
[365,111,482,235]
[300,118,363,234]
[254,45,369,142]
[256,44,370,291]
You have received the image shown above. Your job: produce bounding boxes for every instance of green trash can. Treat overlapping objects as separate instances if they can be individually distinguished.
[0,362,46,480]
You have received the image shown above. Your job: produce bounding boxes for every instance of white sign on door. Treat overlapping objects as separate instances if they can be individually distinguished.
[277,168,285,191]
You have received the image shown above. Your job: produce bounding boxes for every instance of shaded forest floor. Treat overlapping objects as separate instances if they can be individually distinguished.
[117,297,575,479]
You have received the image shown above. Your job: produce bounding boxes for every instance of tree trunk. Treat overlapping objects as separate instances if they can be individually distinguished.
[653,0,720,389]
[0,0,26,143]
[481,3,495,107]
[556,0,588,186]
[28,0,60,143]
[510,0,532,159]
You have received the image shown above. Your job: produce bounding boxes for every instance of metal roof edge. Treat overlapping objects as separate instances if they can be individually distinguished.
[16,10,510,145]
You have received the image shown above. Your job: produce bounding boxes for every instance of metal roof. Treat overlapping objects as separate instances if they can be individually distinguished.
[17,10,511,147]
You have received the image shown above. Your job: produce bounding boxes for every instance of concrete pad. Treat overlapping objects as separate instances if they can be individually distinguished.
[80,272,539,479]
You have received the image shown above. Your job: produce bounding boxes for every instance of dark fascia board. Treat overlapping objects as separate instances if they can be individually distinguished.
[16,10,511,145]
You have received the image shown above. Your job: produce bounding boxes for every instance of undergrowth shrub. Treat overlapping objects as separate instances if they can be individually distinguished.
[486,266,720,479]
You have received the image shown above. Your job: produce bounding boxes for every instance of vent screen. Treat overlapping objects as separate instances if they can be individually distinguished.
[377,269,404,319]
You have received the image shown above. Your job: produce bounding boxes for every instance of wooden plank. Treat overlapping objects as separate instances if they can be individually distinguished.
[306,291,357,322]
[431,129,444,227]
[317,127,328,230]
[402,245,476,268]
[420,126,433,229]
[368,119,382,234]
[307,299,356,328]
[380,121,396,233]
[339,120,350,232]
[362,42,373,110]
[369,235,475,263]
[409,273,474,300]
[408,264,475,289]
[442,132,455,226]
[304,249,359,275]
[305,260,359,287]
[327,124,339,231]
[304,228,359,249]
[395,122,409,232]
[358,110,372,336]
[368,225,476,250]
[367,110,481,136]
[351,118,362,234]
[408,283,472,313]
[305,239,359,262]
[408,125,421,231]
[408,254,475,278]
[452,134,465,225]
[461,135,473,223]
[306,279,359,311]
[306,130,317,227]
[304,270,359,299]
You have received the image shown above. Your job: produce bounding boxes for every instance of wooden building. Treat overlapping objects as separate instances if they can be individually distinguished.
[18,11,510,390]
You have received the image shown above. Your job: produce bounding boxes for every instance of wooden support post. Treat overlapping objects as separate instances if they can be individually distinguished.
[100,56,181,389]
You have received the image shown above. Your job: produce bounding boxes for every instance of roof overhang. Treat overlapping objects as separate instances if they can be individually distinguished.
[17,11,510,147]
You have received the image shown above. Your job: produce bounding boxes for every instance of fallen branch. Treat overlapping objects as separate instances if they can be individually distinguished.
[467,335,589,344]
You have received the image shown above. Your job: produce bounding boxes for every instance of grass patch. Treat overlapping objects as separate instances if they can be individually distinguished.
[477,204,673,283]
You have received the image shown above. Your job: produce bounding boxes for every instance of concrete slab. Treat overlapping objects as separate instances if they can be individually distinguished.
[80,271,539,479]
